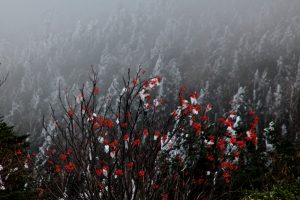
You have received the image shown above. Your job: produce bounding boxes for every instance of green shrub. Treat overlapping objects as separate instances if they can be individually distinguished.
[242,181,300,200]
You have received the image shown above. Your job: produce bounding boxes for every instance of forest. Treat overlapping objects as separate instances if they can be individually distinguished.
[1,0,300,199]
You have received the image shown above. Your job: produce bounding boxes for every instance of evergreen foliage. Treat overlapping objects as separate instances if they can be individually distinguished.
[0,117,33,200]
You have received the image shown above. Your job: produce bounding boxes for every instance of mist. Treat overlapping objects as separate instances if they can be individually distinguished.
[0,0,120,43]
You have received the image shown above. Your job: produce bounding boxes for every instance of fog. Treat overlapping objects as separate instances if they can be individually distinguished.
[0,0,120,44]
[0,0,300,147]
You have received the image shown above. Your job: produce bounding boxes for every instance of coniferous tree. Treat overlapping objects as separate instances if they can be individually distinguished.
[0,118,33,200]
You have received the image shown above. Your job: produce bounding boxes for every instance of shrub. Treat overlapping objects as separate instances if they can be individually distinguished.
[34,68,261,199]
[242,181,300,200]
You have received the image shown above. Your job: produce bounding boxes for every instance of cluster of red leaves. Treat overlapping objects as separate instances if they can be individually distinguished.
[91,116,114,129]
[15,149,22,155]
[139,76,163,110]
[44,148,78,174]
[64,162,76,173]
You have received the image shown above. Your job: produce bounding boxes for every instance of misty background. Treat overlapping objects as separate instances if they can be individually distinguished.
[1,0,300,148]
